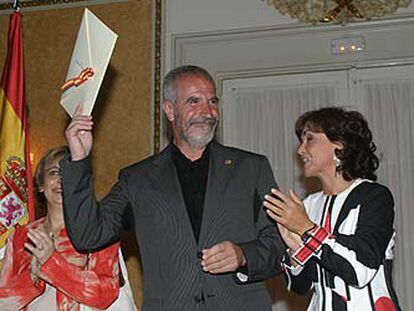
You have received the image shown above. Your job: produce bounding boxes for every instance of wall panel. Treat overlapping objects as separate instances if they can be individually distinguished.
[0,1,154,307]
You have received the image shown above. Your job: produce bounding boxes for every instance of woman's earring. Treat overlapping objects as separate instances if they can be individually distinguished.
[333,154,341,177]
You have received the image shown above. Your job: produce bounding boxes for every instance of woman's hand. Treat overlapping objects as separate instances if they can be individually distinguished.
[276,222,301,252]
[277,223,302,267]
[29,255,41,283]
[25,227,55,265]
[264,188,314,236]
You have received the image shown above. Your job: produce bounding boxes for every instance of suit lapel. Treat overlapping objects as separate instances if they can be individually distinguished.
[152,145,197,247]
[198,141,238,245]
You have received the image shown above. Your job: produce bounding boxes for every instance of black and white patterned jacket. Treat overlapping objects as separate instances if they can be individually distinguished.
[284,179,400,311]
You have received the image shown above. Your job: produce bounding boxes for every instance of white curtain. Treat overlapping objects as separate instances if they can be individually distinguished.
[223,82,341,310]
[357,79,414,311]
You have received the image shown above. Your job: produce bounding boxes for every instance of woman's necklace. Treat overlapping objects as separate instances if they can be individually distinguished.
[43,219,64,239]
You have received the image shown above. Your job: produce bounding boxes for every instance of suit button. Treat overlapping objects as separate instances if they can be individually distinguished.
[194,296,201,303]
[196,251,203,259]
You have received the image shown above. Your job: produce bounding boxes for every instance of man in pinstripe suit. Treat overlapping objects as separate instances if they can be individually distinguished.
[61,65,286,310]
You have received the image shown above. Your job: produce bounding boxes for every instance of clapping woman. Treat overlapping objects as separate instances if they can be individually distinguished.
[264,107,400,310]
[0,146,122,310]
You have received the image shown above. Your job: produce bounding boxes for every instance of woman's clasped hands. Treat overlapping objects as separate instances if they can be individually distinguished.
[263,188,314,252]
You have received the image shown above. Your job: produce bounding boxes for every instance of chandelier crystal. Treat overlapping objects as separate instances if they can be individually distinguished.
[267,0,412,24]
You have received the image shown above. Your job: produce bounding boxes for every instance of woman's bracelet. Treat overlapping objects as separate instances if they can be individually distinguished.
[301,223,317,243]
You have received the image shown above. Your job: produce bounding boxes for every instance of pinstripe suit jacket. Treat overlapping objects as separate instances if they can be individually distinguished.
[61,141,285,311]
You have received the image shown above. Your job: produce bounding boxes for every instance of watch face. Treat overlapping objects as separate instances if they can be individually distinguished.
[301,232,311,243]
[301,224,318,243]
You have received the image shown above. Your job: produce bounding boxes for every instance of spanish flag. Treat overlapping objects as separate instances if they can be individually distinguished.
[0,12,34,258]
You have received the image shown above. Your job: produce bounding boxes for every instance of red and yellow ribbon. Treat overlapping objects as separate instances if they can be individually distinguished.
[61,67,94,91]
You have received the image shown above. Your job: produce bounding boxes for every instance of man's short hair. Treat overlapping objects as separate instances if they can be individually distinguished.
[162,65,215,103]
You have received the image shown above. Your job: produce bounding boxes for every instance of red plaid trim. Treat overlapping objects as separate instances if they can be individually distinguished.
[292,226,330,265]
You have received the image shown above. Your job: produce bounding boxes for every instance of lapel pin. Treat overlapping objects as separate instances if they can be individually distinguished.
[224,159,233,166]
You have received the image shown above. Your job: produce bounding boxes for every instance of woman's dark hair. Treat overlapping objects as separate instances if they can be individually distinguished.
[34,146,69,207]
[295,107,379,181]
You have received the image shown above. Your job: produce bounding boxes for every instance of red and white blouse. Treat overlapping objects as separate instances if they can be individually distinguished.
[0,218,120,311]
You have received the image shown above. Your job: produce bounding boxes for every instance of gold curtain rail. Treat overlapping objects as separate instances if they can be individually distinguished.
[0,0,90,11]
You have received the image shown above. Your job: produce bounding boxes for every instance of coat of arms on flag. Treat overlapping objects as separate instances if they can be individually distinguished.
[0,156,28,236]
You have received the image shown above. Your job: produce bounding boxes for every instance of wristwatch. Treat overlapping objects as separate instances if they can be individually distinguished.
[301,223,317,243]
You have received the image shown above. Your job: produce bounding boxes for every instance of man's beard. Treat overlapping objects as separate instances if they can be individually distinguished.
[175,115,218,149]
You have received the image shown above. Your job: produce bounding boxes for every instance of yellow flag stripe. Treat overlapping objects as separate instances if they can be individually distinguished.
[0,87,25,176]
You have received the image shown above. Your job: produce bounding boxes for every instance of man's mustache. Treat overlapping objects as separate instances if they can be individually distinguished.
[189,117,218,126]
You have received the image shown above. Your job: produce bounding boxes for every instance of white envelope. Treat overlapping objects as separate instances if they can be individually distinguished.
[60,8,118,117]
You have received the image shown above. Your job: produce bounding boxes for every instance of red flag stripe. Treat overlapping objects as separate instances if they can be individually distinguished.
[0,12,25,120]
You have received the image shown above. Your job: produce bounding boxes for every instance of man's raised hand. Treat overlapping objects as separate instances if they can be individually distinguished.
[65,103,93,161]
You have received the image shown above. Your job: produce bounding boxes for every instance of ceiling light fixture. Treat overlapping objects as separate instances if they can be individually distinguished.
[266,0,412,24]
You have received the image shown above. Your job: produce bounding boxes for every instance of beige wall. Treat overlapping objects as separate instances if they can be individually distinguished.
[0,0,153,308]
